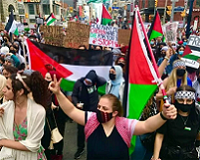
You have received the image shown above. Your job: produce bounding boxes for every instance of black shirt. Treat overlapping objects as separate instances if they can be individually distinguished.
[157,114,199,147]
[87,124,129,160]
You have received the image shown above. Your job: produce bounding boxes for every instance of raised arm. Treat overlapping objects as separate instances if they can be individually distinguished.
[49,75,85,126]
[134,104,176,135]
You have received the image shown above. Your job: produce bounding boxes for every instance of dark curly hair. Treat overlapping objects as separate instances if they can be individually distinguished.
[10,71,50,109]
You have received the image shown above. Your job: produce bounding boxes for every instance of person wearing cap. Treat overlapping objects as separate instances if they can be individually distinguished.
[152,85,200,160]
[72,70,106,159]
[4,52,20,68]
[156,59,192,104]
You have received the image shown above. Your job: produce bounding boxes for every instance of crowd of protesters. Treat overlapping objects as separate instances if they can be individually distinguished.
[0,23,199,160]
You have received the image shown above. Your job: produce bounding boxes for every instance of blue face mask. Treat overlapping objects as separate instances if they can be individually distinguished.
[179,51,184,55]
[150,41,154,45]
[183,42,187,46]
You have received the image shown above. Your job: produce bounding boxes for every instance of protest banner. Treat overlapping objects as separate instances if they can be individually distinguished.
[162,22,179,42]
[89,23,119,48]
[118,29,131,46]
[64,22,90,49]
[0,23,5,31]
[181,35,200,69]
[40,25,64,46]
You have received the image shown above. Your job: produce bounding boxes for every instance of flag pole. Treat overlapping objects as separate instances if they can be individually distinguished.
[135,6,168,103]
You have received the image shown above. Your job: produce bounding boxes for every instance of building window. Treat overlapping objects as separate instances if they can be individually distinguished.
[43,4,50,15]
[142,0,145,8]
[197,0,200,6]
[28,4,35,15]
[30,19,36,23]
[148,0,154,8]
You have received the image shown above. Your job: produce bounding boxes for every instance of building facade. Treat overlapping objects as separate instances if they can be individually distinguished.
[138,0,200,27]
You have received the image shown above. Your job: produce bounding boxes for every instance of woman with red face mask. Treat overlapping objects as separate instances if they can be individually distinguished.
[48,75,177,160]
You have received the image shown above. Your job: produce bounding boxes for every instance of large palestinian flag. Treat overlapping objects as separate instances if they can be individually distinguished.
[124,9,159,153]
[147,11,163,42]
[102,4,112,25]
[25,39,113,94]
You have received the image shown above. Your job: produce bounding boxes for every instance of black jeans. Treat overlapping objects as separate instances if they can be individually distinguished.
[77,124,85,151]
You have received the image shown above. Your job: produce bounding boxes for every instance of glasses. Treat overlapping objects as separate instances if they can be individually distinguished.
[177,99,194,104]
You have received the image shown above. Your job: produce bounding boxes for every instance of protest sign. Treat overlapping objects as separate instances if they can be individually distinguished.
[163,22,179,42]
[118,29,131,46]
[89,23,119,48]
[64,22,90,49]
[181,35,200,69]
[40,25,64,46]
[0,23,5,31]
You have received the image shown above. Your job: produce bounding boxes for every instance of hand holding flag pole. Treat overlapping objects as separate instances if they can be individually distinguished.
[135,6,169,105]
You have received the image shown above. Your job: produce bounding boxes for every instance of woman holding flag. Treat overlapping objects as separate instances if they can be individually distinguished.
[152,85,200,160]
[48,75,177,160]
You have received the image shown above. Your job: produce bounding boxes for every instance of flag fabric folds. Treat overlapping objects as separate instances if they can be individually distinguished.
[124,10,159,153]
[5,10,19,36]
[147,11,163,42]
[46,13,56,26]
[102,4,112,25]
[26,39,113,93]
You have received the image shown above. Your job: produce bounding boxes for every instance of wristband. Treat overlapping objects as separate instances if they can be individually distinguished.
[164,56,169,61]
[160,111,168,120]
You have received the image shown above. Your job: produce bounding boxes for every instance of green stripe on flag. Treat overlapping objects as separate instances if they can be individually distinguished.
[102,18,112,25]
[128,84,157,120]
[184,54,200,61]
[14,28,19,36]
[149,30,163,42]
[47,18,56,26]
[60,78,106,95]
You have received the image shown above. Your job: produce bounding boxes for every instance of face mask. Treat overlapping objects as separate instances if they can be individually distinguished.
[179,51,184,55]
[96,109,113,123]
[118,63,125,68]
[1,33,4,36]
[150,41,154,45]
[183,42,187,46]
[109,73,116,80]
[175,100,194,112]
[176,69,186,77]
[10,50,15,54]
[3,39,7,42]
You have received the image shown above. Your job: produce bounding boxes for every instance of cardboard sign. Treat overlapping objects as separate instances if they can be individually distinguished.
[188,35,200,48]
[163,22,179,42]
[0,23,5,31]
[40,25,64,46]
[64,22,90,49]
[118,29,131,46]
[89,23,119,48]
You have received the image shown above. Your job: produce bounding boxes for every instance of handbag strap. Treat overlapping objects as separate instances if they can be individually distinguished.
[46,109,58,131]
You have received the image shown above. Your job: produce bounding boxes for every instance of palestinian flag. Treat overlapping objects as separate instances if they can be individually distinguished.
[147,11,163,42]
[5,10,19,36]
[46,13,56,26]
[102,4,112,25]
[25,39,113,94]
[87,0,102,3]
[181,35,200,69]
[124,10,159,153]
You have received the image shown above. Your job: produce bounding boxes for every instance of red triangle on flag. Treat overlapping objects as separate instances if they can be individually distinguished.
[51,13,56,19]
[129,14,156,85]
[152,11,163,34]
[182,45,192,57]
[102,5,112,19]
[27,39,72,78]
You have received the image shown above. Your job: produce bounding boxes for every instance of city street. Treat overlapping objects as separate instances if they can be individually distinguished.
[63,121,87,160]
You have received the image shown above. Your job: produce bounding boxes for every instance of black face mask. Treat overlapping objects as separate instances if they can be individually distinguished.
[176,69,186,77]
[96,109,113,123]
[175,100,194,112]
[109,73,116,80]
[118,63,125,68]
[197,77,200,83]
[10,50,15,54]
[3,39,7,42]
